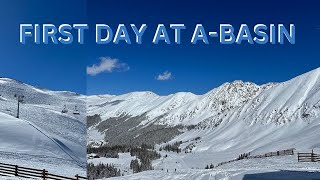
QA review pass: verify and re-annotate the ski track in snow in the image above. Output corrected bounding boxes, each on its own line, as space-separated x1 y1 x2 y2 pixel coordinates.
21 119 85 168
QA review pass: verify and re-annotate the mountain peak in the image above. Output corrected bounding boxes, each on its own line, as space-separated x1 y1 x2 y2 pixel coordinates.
305 67 320 78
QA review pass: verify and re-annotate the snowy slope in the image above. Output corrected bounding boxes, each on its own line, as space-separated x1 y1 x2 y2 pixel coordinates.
0 112 74 158
0 78 86 177
107 154 320 180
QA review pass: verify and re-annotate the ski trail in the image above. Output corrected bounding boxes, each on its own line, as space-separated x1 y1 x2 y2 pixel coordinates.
20 118 85 168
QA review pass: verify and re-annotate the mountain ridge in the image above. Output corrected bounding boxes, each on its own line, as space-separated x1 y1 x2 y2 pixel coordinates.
88 68 320 127
87 68 320 153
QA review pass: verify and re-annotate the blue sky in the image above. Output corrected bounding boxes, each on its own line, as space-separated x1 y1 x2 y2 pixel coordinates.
0 0 87 94
86 0 320 95
0 1 319 95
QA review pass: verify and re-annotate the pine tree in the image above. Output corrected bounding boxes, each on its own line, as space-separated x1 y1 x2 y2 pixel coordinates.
210 163 214 169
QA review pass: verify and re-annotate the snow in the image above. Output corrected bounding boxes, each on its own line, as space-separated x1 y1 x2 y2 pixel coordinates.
88 67 320 179
0 112 71 157
0 78 86 177
87 128 106 146
105 154 320 180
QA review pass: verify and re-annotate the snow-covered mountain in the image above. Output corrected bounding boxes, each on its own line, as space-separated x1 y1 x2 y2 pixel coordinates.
0 78 86 177
88 67 319 130
87 68 320 178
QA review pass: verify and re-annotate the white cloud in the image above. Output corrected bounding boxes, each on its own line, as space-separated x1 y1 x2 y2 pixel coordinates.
156 71 172 81
87 57 129 76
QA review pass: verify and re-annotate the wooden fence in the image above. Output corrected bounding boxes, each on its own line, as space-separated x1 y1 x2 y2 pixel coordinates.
0 162 87 180
214 148 295 168
248 148 294 159
298 150 320 162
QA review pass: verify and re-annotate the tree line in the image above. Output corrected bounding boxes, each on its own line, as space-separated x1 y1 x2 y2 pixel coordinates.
87 143 161 178
87 163 121 179
129 145 161 173
159 141 182 153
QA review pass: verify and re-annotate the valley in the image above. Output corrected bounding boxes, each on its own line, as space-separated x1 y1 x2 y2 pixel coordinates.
87 68 320 179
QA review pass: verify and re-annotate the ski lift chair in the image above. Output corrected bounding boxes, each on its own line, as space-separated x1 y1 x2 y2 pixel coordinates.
73 105 80 115
62 105 68 113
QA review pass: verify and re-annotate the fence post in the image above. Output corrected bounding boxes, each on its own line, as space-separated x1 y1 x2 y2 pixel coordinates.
311 149 315 162
75 174 79 180
277 151 279 156
42 169 46 180
15 165 18 176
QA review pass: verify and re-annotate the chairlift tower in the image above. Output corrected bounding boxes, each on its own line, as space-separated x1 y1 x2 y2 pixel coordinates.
14 94 24 118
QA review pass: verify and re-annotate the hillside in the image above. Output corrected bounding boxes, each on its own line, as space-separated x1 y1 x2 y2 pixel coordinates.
0 78 86 177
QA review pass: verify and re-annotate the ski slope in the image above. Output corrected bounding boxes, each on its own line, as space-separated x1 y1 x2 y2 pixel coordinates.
0 112 74 158
0 78 86 177
106 156 320 180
